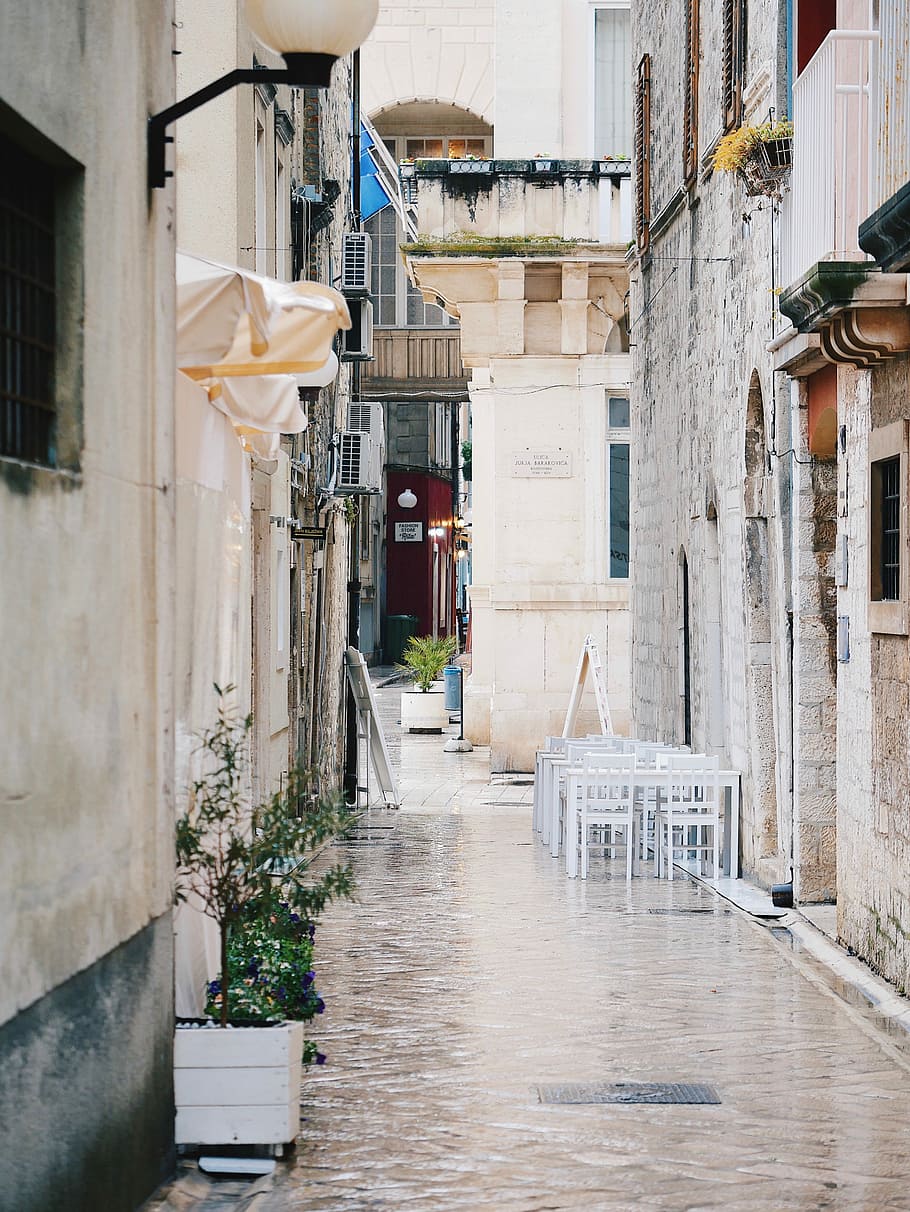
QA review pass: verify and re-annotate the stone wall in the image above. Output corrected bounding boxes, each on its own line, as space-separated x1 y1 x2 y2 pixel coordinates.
290 62 357 797
630 0 805 888
361 0 495 125
0 1 176 1204
839 359 910 991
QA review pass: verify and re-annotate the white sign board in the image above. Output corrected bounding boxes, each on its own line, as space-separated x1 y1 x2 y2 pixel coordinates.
562 634 613 738
511 449 572 478
345 648 401 808
395 522 423 542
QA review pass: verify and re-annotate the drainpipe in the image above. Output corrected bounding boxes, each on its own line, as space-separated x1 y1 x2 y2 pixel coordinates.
343 48 363 806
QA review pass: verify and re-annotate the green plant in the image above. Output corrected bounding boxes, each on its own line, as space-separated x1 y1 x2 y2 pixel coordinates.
461 440 472 482
176 687 354 1027
398 634 457 693
713 117 793 172
205 901 327 1065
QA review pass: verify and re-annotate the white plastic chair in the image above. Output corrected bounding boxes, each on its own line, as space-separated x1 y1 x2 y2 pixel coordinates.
654 754 721 880
551 737 627 857
565 752 636 880
533 737 566 836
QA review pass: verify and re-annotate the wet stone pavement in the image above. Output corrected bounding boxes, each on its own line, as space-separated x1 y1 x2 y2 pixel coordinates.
155 677 910 1211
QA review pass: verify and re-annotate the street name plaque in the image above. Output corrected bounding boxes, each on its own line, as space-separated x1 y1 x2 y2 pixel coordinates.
510 449 572 477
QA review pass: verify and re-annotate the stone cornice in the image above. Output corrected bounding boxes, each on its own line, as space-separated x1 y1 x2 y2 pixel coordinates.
858 179 910 273
775 264 910 372
779 262 876 331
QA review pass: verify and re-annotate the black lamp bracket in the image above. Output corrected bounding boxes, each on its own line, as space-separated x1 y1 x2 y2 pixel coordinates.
148 54 336 189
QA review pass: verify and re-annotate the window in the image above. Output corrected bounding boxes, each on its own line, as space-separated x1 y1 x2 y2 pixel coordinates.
0 127 81 469
722 0 747 132
683 0 700 184
433 402 453 471
255 119 267 275
869 419 909 634
607 395 630 579
594 6 632 158
405 137 487 160
276 157 288 281
880 458 900 599
634 54 651 254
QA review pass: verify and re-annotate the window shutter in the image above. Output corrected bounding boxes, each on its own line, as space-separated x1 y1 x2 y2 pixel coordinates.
635 53 651 254
683 0 700 184
722 0 746 133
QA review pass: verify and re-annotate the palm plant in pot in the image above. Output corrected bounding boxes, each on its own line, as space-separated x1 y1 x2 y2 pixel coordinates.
174 687 354 1149
398 634 457 733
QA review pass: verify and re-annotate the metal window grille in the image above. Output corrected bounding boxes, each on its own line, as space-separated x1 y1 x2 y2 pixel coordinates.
881 456 900 600
0 133 56 465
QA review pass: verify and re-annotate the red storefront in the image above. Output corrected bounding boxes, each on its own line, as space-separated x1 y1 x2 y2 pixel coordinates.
385 469 455 643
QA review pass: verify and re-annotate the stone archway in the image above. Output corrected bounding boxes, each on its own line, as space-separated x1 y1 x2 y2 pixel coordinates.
742 372 784 882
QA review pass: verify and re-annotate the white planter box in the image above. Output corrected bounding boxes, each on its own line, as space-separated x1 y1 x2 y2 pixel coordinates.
400 687 448 733
174 1020 304 1147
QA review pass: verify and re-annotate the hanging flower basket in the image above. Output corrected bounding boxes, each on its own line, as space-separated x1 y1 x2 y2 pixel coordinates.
714 119 793 199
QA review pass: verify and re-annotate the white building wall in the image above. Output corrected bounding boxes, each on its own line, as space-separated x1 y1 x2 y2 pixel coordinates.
0 3 177 1204
363 0 630 160
361 0 495 124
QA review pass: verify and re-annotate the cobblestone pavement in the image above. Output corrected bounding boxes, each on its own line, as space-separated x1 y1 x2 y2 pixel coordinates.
153 679 910 1211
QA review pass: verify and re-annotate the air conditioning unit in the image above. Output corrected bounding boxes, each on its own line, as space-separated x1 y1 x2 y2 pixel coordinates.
336 430 380 494
341 298 373 362
347 402 385 486
347 401 385 449
341 232 372 295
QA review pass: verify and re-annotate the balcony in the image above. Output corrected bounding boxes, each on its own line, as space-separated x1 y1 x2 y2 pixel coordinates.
780 30 879 289
361 329 468 401
403 158 633 247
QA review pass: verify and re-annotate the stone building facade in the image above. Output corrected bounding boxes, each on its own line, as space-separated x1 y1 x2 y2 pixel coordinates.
175 0 357 803
634 0 910 993
630 0 801 892
771 0 910 985
0 5 177 1209
364 0 636 769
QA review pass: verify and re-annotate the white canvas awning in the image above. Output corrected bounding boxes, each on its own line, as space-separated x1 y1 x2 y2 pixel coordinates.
177 252 350 378
208 374 306 434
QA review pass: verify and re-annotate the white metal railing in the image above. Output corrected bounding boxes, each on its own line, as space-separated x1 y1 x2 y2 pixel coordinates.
361 113 418 242
873 0 910 210
780 30 879 288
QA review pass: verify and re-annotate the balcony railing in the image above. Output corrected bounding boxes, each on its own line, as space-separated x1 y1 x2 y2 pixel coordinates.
362 329 467 391
780 30 879 288
404 159 633 247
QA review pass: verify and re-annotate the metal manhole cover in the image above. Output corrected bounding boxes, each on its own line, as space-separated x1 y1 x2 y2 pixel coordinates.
536 1082 721 1105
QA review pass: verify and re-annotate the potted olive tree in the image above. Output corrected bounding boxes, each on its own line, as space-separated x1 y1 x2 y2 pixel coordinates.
398 634 457 733
174 688 353 1150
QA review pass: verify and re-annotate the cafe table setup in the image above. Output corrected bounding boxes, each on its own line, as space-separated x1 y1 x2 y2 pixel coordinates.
533 733 741 883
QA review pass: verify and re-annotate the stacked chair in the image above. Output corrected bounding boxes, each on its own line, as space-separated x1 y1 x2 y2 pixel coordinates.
534 733 734 883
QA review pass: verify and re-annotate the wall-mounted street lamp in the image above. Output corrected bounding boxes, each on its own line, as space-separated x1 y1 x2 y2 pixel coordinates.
397 488 418 509
149 0 378 188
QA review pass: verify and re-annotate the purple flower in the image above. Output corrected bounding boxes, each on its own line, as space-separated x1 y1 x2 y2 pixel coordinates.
315 997 325 1015
315 1052 326 1066
302 970 315 989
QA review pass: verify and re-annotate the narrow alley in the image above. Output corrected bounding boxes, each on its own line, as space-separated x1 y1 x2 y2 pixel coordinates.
156 676 910 1212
